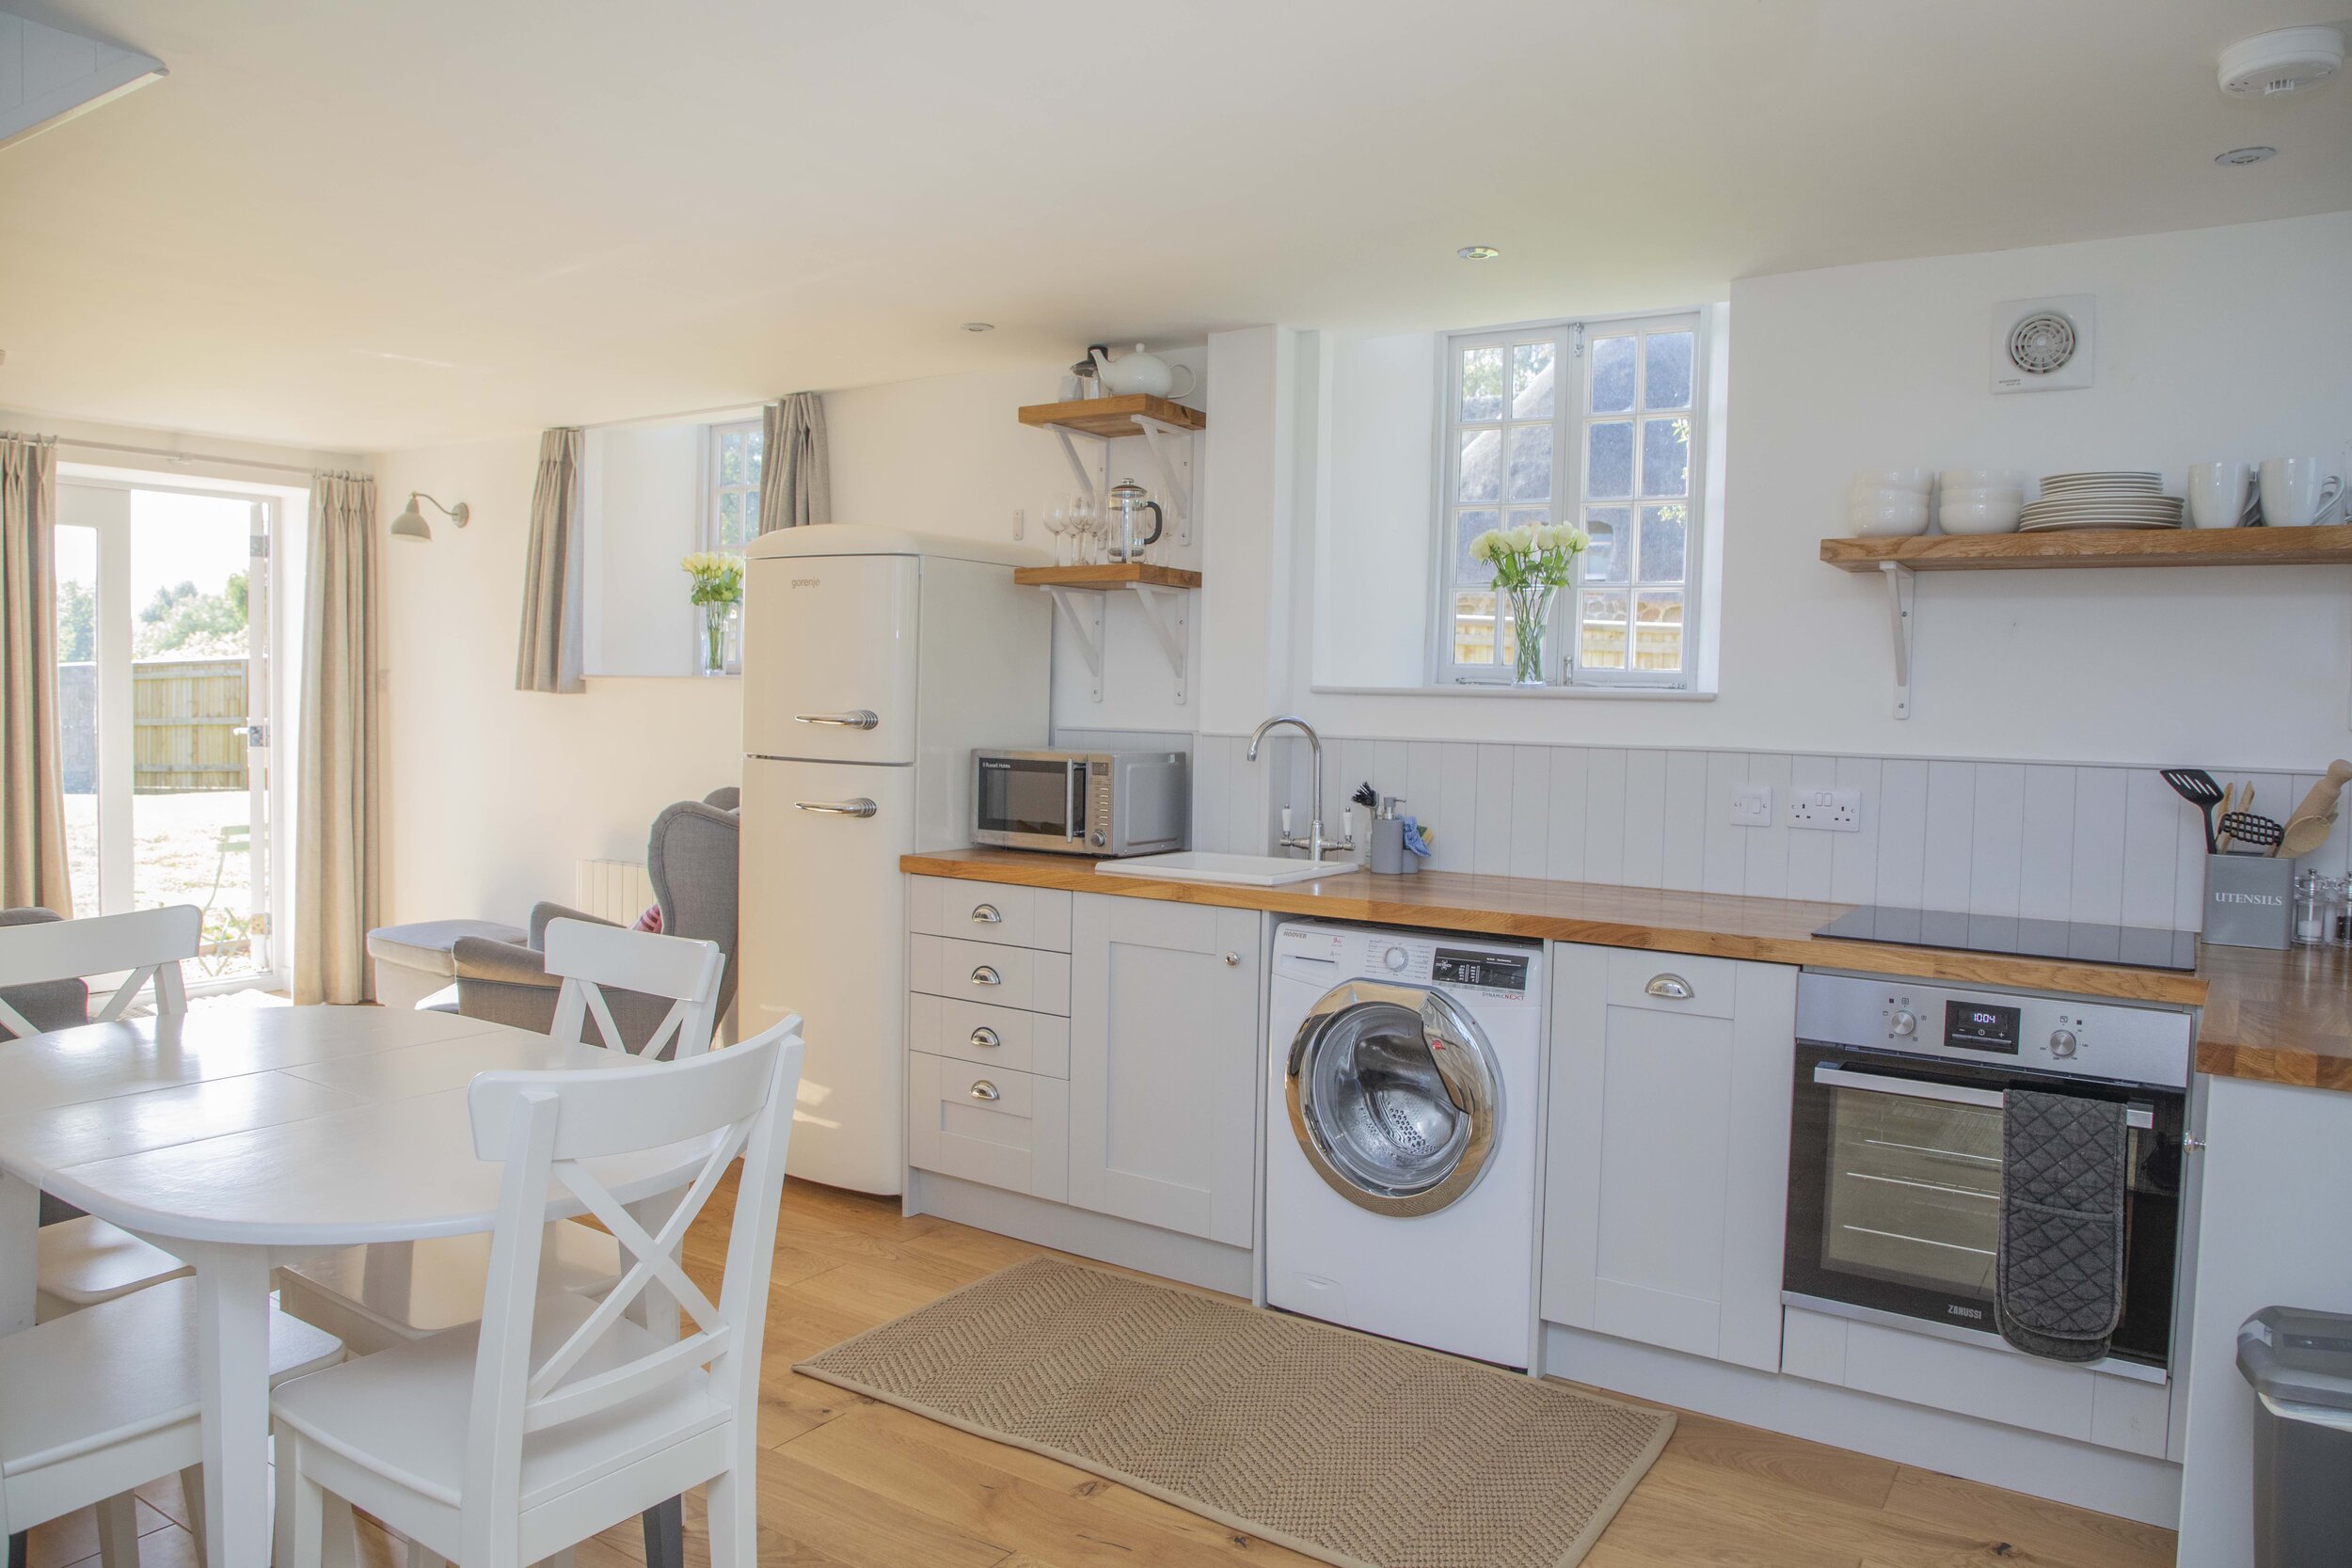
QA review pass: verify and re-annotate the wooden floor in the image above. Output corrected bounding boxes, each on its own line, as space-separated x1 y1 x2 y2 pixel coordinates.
37 1181 2178 1568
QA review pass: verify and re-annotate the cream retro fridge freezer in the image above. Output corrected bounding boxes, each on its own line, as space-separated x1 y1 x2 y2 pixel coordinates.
738 527 1048 1194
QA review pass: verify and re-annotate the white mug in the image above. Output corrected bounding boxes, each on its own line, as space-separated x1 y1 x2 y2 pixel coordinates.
2261 456 2345 528
2185 461 2249 530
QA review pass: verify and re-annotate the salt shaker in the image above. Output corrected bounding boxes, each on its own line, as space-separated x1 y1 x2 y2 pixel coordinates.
2293 869 2328 946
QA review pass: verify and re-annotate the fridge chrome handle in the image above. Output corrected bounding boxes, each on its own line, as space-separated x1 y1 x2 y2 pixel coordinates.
795 710 879 729
1811 1064 2153 1129
793 798 879 817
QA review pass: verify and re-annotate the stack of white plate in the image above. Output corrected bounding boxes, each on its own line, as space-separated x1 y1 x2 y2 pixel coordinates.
2021 472 2183 531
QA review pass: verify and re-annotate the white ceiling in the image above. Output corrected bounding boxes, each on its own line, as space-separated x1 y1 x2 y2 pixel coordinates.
1 0 2345 452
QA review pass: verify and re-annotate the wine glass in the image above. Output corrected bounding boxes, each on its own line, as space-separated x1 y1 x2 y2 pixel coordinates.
1044 502 1068 565
1074 493 1101 562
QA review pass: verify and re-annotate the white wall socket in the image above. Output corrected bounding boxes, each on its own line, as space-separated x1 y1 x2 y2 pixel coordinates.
1731 784 1774 827
1788 788 1863 832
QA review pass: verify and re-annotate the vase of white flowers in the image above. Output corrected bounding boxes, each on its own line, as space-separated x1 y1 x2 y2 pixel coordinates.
1470 523 1589 686
682 551 745 675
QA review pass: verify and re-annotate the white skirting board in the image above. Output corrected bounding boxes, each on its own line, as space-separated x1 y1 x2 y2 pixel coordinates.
906 1171 1253 1298
574 858 654 925
1538 1321 2183 1528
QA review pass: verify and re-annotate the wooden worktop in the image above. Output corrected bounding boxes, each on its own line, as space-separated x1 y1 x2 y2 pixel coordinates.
903 847 2352 1092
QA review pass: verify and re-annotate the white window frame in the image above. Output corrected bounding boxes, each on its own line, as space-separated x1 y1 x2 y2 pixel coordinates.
700 418 762 555
1432 309 1708 689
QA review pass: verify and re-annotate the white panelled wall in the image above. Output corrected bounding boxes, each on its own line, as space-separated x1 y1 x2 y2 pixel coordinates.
1173 733 2348 928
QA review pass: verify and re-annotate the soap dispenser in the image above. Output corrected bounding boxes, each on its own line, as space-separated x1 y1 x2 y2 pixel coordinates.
1371 796 1408 875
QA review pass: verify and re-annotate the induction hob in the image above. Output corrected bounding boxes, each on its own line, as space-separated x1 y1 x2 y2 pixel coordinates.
1812 904 2201 973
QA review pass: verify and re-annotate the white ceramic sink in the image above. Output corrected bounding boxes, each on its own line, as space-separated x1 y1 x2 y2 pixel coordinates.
1092 851 1356 887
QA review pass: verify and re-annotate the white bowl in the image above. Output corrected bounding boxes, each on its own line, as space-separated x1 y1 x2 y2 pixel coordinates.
1939 486 2024 504
1850 499 1931 536
1937 498 2024 534
1851 483 1931 509
1854 467 1933 494
1938 468 2026 493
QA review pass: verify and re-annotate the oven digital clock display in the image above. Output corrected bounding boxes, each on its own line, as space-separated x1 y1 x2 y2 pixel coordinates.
1944 1000 2021 1054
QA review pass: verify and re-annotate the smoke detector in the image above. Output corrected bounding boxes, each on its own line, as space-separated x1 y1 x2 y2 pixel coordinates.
2218 26 2343 98
1991 295 2095 394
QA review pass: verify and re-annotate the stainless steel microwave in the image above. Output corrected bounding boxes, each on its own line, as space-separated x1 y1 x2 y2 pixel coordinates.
971 750 1188 857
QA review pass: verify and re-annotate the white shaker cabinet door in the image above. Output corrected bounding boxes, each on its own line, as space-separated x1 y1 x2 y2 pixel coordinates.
1542 943 1797 1371
1067 895 1263 1247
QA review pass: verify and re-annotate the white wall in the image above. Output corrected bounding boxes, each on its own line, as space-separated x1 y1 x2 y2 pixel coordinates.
1275 211 2352 771
375 433 742 925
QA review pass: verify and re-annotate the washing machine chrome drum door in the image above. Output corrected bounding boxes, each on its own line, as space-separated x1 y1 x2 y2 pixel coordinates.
1286 980 1502 1217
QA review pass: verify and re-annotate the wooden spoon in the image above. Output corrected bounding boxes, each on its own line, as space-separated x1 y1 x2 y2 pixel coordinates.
2272 761 2352 858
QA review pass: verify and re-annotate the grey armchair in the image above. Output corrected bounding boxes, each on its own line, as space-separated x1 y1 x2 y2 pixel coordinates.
450 790 739 1054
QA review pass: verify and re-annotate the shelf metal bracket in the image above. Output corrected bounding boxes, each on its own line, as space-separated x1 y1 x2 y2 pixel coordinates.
1130 582 1190 705
1881 562 1915 721
1130 416 1196 545
1049 428 1109 517
1043 586 1105 703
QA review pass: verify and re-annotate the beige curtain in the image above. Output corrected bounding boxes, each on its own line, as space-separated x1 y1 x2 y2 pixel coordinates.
759 393 831 533
295 471 381 1005
515 428 584 692
0 434 72 915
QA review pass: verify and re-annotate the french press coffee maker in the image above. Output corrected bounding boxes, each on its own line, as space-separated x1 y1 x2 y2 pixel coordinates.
1105 478 1165 563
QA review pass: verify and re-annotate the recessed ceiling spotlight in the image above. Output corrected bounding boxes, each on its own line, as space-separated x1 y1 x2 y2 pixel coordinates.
2215 146 2278 166
961 322 994 332
1456 245 1501 261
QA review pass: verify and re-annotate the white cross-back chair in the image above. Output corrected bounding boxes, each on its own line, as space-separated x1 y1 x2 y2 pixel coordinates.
272 1016 805 1568
0 1279 342 1565
0 907 203 1317
277 926 726 1357
544 919 725 1062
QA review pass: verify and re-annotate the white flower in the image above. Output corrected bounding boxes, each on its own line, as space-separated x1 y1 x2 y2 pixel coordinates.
1469 531 1497 562
1507 525 1537 552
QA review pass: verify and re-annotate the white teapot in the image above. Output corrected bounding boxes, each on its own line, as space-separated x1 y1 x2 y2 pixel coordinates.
1089 342 1196 400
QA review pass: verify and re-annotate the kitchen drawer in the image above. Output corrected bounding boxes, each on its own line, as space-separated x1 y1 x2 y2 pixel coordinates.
1605 949 1740 1021
909 992 1071 1079
907 1051 1068 1202
910 877 1073 952
909 934 1072 1016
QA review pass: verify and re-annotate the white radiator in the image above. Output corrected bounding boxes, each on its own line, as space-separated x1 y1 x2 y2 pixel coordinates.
574 858 655 926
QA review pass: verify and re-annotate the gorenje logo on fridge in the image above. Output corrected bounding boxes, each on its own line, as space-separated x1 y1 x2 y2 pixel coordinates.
790 577 821 588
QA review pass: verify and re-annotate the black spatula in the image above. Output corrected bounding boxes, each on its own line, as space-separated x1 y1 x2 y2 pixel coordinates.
2161 768 2224 853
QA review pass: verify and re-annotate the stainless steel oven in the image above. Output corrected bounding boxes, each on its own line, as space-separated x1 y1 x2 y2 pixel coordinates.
1784 971 2191 1377
970 749 1187 856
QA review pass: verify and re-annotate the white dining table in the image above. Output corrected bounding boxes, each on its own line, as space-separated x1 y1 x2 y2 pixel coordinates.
0 1005 704 1568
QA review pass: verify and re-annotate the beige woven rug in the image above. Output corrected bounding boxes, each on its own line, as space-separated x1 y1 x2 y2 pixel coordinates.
795 1256 1674 1568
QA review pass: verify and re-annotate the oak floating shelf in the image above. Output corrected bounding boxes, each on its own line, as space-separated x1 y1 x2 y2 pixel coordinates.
1821 525 2352 573
1018 395 1204 548
1013 562 1203 590
1824 525 2352 722
1017 395 1207 439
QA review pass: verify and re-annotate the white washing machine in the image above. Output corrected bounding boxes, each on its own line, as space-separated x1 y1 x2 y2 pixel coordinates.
1263 920 1545 1368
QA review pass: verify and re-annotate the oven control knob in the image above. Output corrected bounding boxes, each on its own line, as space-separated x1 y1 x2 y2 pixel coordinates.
1382 944 1409 972
1889 1009 1918 1038
2049 1029 2078 1058
1090 831 1106 847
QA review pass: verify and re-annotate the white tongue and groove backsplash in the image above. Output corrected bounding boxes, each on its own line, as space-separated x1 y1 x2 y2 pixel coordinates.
1077 731 2350 932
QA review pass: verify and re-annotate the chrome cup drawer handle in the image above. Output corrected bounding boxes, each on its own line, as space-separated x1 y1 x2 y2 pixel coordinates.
968 1080 1001 1102
970 904 1003 925
794 710 879 729
970 965 1002 987
968 1026 1001 1049
1645 973 1694 1001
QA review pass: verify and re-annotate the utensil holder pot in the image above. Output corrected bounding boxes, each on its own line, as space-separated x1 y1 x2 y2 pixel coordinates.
2205 855 2294 950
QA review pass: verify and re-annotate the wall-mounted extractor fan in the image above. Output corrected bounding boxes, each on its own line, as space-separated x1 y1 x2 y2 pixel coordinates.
1990 295 2095 394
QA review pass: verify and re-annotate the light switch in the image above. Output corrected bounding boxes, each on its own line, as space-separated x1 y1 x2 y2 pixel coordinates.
1732 784 1774 827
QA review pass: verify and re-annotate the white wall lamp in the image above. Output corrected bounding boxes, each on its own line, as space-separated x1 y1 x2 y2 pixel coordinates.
389 492 469 542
